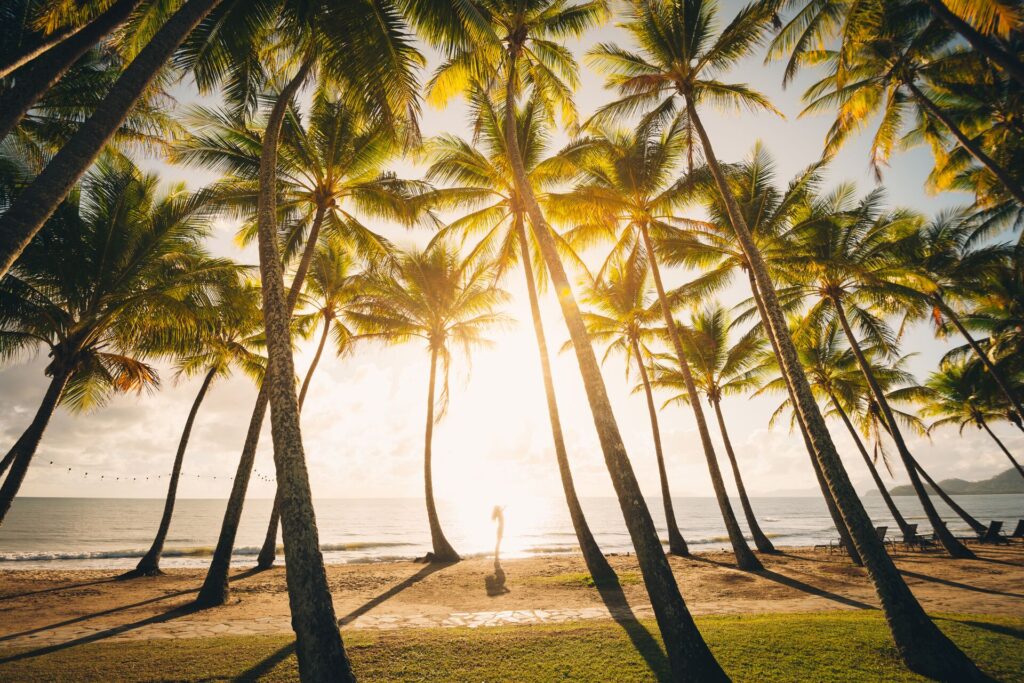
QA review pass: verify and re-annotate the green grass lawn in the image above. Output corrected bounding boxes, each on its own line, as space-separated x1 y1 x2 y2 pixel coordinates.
1 612 1020 682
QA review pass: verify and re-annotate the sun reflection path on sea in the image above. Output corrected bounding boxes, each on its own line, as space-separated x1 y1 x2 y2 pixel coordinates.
440 491 565 560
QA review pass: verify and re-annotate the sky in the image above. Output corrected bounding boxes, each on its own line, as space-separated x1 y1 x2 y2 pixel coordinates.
1 1 1020 505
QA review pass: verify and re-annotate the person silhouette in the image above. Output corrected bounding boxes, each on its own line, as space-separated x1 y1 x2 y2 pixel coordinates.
484 505 509 596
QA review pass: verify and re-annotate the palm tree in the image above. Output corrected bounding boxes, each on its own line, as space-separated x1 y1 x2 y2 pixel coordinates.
125 279 266 577
591 0 984 676
550 119 761 569
792 1 1024 204
0 156 235 525
655 304 777 554
423 91 617 584
577 247 690 557
922 359 1024 479
756 319 914 538
416 1 730 675
782 188 978 557
189 91 418 609
256 239 364 569
350 243 508 562
901 210 1023 429
656 144 863 562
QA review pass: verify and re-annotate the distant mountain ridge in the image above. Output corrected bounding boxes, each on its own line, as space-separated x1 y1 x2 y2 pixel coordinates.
888 468 1024 496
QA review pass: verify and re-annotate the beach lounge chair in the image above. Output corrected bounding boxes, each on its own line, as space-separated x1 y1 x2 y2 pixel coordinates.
977 520 1009 545
1011 519 1024 540
820 525 887 554
892 524 933 551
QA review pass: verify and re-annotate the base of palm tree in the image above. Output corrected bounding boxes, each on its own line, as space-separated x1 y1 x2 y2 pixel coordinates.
414 551 461 564
117 565 165 580
254 558 276 571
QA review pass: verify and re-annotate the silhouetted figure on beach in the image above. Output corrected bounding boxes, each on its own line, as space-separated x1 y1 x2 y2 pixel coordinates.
485 506 509 596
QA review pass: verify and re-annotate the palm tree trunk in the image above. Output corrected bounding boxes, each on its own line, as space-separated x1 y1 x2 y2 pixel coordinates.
638 222 761 570
828 395 913 537
920 0 1024 88
911 456 986 533
514 215 617 585
906 81 1024 205
939 299 1024 431
248 57 353 681
506 53 728 681
423 344 459 562
197 197 328 604
125 366 217 578
0 0 223 281
0 22 82 80
0 369 71 526
979 419 1024 478
256 315 333 570
710 398 776 553
0 445 16 480
832 298 975 559
0 0 144 144
746 271 862 564
630 338 690 556
687 99 983 680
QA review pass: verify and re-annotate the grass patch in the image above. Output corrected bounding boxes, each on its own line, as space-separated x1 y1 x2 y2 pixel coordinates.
530 570 644 588
0 612 1020 682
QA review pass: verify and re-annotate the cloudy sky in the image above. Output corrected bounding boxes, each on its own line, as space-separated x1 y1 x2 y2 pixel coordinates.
2 1 1020 505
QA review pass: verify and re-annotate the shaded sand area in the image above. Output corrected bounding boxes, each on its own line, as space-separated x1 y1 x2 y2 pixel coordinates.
1 545 1021 648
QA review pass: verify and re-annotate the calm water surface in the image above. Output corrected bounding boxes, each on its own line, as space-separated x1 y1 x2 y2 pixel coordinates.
1 494 1021 569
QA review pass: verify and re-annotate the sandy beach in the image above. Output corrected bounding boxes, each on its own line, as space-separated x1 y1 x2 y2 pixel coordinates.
1 545 1021 649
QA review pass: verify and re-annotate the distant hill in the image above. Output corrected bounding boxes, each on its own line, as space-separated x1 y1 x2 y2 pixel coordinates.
888 468 1024 496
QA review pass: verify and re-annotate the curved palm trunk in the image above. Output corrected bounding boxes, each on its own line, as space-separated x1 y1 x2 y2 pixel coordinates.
0 370 71 526
505 56 728 681
197 198 327 605
0 0 144 144
911 457 986 533
0 446 16 480
688 99 983 680
515 216 618 585
939 300 1024 431
979 419 1024 479
638 222 761 570
125 366 217 577
920 0 1024 88
906 82 1024 205
710 398 776 553
248 58 352 681
747 271 862 564
630 339 690 556
0 22 82 80
828 395 913 537
422 344 459 562
0 0 225 280
256 316 333 569
832 300 974 558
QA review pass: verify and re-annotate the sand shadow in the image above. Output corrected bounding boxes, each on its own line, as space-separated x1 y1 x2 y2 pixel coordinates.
754 569 876 610
484 560 510 597
899 569 1024 599
0 602 199 665
0 587 196 643
593 584 671 682
0 577 119 602
233 563 447 681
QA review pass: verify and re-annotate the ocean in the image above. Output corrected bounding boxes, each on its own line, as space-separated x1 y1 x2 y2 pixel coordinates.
1 494 1021 570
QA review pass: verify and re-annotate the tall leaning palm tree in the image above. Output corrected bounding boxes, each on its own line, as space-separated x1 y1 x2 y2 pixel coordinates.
423 91 617 584
591 0 984 677
350 243 507 562
577 247 690 557
125 280 266 578
922 359 1024 479
414 1 731 676
551 119 761 568
658 303 777 554
0 157 235 525
255 239 364 569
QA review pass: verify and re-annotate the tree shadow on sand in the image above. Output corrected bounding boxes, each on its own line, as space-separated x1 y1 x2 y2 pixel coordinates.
233 563 447 681
899 569 1024 599
0 577 117 602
